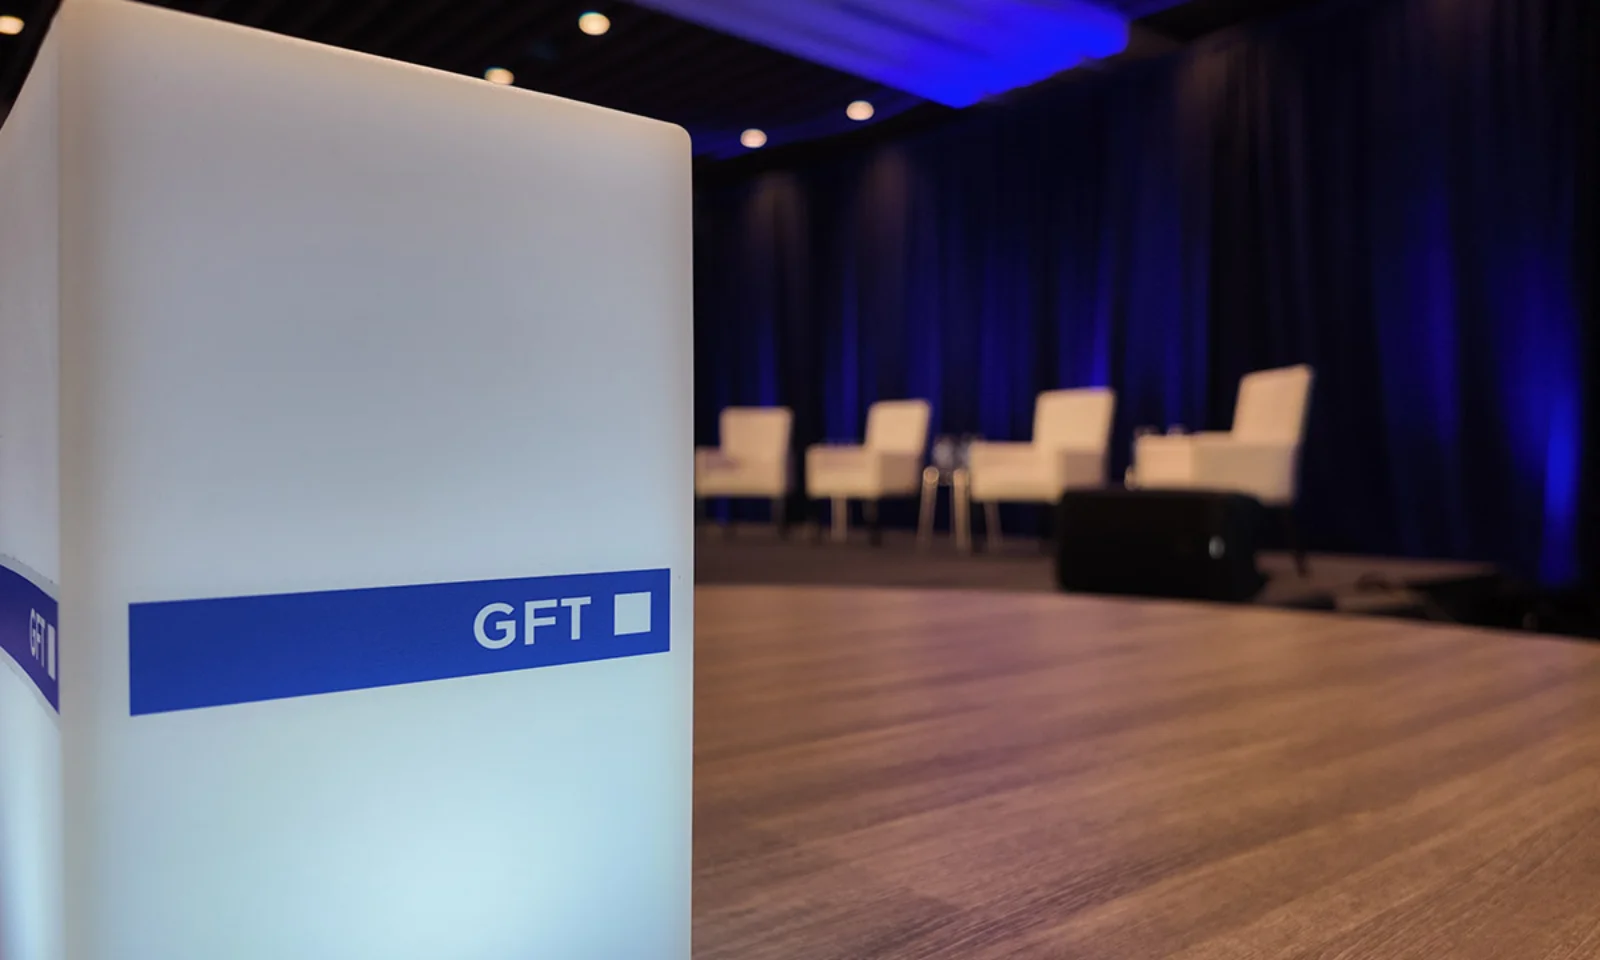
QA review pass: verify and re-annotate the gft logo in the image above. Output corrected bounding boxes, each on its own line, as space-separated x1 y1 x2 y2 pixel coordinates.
473 596 592 649
472 590 654 649
28 608 56 679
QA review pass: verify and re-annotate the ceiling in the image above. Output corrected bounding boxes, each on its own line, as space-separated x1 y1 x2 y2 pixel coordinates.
633 0 1135 108
0 0 1325 159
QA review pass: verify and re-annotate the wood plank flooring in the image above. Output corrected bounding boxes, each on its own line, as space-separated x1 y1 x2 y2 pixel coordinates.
693 586 1600 959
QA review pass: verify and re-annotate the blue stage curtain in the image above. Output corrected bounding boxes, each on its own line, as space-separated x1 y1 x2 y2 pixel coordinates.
694 0 1597 583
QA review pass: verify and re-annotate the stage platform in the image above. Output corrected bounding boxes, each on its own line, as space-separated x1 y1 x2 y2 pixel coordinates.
696 524 1500 619
693 585 1600 959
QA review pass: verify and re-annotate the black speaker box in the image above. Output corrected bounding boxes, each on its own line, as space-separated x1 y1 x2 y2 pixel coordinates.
1055 489 1267 602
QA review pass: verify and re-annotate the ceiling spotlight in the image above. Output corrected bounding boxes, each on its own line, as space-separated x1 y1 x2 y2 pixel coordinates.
484 67 515 85
0 15 24 35
578 11 611 36
740 129 767 150
846 100 875 122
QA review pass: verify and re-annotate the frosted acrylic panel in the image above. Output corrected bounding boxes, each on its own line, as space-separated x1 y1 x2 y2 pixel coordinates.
0 26 61 578
50 2 693 958
0 27 64 960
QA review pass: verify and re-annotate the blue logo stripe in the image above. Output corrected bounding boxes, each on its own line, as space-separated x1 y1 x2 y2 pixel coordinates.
0 560 59 712
128 568 671 716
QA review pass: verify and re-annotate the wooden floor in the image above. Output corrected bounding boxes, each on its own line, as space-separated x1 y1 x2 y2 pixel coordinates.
694 586 1600 959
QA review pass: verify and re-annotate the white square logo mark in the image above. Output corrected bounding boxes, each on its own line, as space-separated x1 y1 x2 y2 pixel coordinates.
613 592 652 637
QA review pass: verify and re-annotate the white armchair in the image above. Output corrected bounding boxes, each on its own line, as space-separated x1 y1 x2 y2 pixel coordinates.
806 399 931 544
1133 364 1314 570
960 388 1116 551
695 406 793 534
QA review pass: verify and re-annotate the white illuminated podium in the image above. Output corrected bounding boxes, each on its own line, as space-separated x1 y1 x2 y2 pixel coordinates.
0 2 692 958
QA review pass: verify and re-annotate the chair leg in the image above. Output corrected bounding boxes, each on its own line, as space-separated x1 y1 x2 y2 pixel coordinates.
1038 502 1054 555
1283 508 1310 577
865 500 882 547
952 469 972 554
984 501 1002 553
918 467 938 548
774 496 789 539
831 497 849 543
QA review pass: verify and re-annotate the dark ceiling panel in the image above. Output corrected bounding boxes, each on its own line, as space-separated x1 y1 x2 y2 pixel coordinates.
0 0 910 155
1138 0 1325 40
0 0 1332 157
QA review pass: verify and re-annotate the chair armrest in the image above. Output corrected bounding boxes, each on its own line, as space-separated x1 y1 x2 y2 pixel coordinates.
873 451 922 494
1191 442 1299 505
695 447 732 470
967 442 1038 473
1053 448 1108 489
1133 433 1197 487
806 444 869 469
805 445 921 497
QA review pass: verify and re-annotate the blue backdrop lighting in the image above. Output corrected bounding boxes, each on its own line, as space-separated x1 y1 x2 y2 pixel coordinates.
639 0 1129 108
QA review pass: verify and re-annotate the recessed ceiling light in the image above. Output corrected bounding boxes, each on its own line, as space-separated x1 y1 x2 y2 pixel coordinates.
578 11 611 36
0 15 24 36
846 100 875 122
740 129 767 149
484 67 515 85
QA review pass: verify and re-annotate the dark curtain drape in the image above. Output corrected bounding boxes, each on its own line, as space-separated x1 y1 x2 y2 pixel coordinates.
694 0 1597 583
